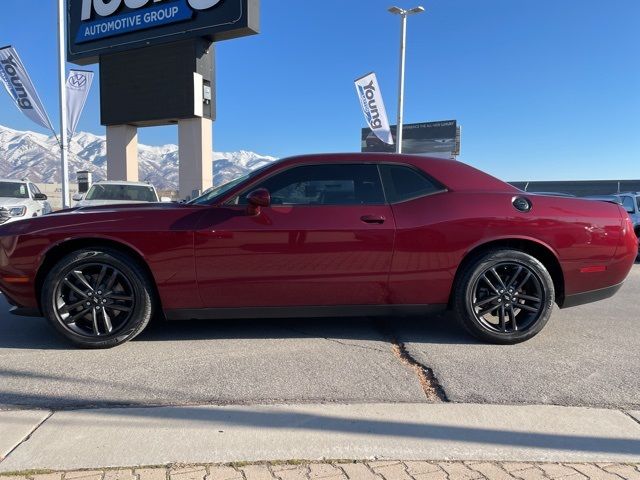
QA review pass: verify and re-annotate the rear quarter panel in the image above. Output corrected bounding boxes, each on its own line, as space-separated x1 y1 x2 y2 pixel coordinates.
388 191 628 304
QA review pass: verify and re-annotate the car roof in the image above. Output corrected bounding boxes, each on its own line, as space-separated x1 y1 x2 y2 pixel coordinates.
270 153 517 193
91 181 153 187
0 178 28 183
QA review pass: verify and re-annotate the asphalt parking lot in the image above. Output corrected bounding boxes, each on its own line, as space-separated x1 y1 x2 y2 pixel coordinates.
0 265 638 411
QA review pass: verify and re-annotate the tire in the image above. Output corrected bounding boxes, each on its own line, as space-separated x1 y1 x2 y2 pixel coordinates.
41 248 155 348
452 249 555 344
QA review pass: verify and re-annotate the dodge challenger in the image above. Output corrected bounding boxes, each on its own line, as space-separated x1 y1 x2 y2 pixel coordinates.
0 154 636 348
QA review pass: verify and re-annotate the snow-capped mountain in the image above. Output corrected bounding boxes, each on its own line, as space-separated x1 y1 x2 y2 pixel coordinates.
0 124 277 189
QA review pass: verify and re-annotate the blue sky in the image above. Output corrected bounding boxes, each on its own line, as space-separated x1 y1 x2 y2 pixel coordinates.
1 0 638 181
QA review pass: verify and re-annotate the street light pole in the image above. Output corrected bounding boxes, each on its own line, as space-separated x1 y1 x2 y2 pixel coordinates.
57 0 70 209
388 6 424 154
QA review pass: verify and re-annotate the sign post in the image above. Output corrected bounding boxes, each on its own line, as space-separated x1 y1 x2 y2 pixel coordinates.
58 0 70 209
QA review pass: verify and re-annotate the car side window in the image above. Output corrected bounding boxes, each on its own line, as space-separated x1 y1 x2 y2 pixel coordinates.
237 164 385 206
621 196 635 213
29 183 42 197
379 164 445 203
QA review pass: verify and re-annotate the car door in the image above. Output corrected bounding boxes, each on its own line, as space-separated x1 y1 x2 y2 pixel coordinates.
379 163 453 306
194 163 396 309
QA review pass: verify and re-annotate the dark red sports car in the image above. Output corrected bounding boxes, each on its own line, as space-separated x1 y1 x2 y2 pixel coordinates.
0 154 636 348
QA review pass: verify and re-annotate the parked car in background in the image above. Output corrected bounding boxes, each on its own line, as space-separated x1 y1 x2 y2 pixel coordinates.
0 154 636 348
0 178 52 224
617 193 640 239
73 181 161 207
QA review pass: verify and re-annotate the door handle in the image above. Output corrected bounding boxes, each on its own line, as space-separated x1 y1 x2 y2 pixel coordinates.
361 214 386 224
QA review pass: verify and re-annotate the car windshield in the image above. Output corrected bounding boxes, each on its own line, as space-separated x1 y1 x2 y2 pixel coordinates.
0 182 29 199
189 161 277 205
85 184 158 202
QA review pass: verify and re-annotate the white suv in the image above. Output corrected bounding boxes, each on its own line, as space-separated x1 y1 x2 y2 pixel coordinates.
73 181 161 207
0 179 52 225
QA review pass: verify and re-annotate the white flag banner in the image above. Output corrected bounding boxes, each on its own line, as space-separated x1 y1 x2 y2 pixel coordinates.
355 72 394 145
0 46 54 132
66 69 94 138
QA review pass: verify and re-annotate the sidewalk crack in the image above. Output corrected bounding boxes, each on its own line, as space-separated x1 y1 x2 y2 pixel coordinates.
0 410 54 464
622 410 640 426
372 319 448 401
390 340 447 402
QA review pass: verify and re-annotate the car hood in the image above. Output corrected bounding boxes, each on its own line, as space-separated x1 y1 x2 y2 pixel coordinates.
66 201 181 213
0 201 194 235
0 197 29 207
75 199 154 207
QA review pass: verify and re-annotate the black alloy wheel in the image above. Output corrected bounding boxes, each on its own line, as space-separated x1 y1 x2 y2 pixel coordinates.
42 248 154 348
470 262 545 334
54 263 135 337
452 249 555 344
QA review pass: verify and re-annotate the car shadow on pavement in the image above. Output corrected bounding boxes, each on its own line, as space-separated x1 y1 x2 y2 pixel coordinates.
0 308 477 351
135 311 479 346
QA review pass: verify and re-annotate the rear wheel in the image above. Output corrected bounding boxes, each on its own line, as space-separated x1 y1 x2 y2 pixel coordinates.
452 249 555 344
41 248 154 348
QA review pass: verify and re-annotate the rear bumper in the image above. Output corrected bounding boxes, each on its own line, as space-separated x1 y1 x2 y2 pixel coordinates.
560 281 623 309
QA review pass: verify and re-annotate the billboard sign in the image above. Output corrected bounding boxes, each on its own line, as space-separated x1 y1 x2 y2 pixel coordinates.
68 0 259 64
361 120 458 156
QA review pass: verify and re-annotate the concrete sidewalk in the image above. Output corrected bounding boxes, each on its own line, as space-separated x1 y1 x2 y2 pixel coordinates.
1 403 640 472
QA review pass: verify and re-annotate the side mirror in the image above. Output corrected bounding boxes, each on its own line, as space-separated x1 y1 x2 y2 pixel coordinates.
246 188 271 215
160 196 172 203
72 193 84 202
34 193 48 201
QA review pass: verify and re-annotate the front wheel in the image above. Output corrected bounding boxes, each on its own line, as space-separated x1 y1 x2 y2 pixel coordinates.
452 249 555 344
41 248 154 348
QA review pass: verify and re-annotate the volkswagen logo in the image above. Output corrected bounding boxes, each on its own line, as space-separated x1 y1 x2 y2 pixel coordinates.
68 73 88 90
